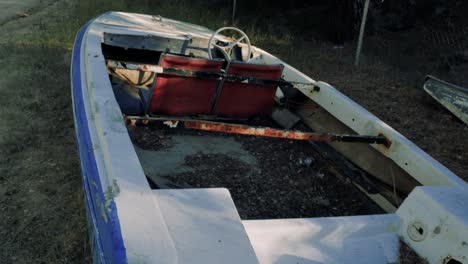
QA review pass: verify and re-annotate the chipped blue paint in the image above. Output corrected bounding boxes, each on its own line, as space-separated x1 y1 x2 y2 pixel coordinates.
71 20 127 264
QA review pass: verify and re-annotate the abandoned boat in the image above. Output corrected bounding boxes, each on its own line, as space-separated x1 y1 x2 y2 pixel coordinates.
71 12 468 264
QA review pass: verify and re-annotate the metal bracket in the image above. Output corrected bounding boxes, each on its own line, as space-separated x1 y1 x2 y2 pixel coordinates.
107 60 320 92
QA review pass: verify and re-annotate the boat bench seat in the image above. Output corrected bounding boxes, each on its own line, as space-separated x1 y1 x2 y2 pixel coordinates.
152 188 259 263
242 215 400 264
148 55 224 116
214 61 284 118
148 54 284 118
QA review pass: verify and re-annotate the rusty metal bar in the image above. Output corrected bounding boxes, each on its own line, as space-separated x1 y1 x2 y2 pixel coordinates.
107 60 320 92
125 116 389 145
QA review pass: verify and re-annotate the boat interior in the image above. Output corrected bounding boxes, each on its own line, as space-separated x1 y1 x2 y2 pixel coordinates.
102 26 415 219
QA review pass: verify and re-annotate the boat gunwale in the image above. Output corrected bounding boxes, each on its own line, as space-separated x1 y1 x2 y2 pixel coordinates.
71 17 126 264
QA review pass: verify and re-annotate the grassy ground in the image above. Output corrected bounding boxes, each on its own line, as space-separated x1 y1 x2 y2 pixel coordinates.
0 0 466 263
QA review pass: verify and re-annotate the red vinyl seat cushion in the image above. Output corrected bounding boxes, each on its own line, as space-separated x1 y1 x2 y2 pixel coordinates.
149 55 223 116
214 62 284 118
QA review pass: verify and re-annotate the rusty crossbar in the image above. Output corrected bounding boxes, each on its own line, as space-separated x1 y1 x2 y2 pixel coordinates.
107 60 320 91
125 116 389 145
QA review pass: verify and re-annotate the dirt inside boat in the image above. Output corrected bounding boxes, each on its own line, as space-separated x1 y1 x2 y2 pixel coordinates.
103 43 389 219
127 121 384 219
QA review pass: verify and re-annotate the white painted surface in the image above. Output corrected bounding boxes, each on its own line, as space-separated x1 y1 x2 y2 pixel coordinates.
397 186 468 264
95 12 215 40
243 215 400 264
154 188 259 263
83 20 179 263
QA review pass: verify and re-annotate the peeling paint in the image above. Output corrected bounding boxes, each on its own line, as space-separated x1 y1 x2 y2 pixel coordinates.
98 199 109 223
104 179 120 214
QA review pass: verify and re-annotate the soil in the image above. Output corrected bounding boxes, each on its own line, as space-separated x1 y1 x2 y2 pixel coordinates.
400 242 429 264
142 127 386 219
128 125 174 151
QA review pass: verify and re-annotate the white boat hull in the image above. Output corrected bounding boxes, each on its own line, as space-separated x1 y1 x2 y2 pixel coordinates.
71 12 468 264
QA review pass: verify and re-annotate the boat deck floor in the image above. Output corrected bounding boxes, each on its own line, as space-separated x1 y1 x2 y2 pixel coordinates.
127 119 383 220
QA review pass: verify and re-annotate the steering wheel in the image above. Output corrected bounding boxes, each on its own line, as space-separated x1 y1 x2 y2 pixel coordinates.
208 27 252 61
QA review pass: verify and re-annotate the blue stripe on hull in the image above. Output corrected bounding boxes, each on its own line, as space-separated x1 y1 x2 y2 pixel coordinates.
71 21 127 264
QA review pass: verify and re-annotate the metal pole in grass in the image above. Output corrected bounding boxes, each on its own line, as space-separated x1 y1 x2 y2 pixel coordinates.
355 0 370 66
232 0 237 25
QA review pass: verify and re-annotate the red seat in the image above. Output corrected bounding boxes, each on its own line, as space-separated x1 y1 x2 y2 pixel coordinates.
214 62 284 118
149 55 223 116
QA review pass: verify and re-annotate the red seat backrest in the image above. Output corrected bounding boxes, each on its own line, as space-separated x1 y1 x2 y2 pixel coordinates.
214 62 284 118
149 55 223 116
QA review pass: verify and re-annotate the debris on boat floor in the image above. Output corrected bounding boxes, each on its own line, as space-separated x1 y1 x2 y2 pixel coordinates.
127 125 173 151
128 123 384 220
400 241 428 264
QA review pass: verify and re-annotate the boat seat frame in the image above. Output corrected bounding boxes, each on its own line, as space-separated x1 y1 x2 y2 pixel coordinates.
145 53 285 118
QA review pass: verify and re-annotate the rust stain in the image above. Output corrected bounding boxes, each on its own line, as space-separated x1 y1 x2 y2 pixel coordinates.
378 133 392 148
123 116 387 144
183 121 334 142
129 119 137 127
